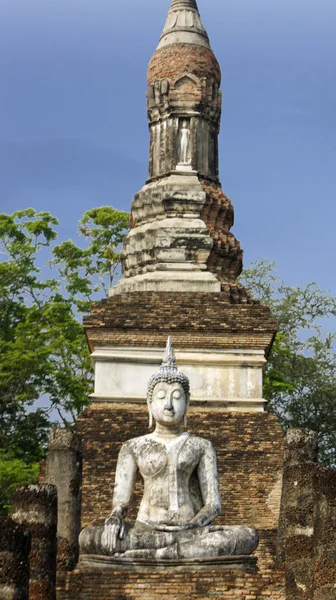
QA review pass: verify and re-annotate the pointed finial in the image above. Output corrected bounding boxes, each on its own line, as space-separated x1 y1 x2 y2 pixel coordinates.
161 336 177 371
169 0 199 10
157 0 210 50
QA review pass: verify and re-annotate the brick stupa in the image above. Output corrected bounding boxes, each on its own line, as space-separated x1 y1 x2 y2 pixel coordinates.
62 1 286 597
84 0 278 413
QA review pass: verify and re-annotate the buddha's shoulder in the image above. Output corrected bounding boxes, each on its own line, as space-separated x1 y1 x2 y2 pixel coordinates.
188 434 215 451
119 434 157 453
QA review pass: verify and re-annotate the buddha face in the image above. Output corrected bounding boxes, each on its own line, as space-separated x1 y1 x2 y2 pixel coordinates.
150 381 187 428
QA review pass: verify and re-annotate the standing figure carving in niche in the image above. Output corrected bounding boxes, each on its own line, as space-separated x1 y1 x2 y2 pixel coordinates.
79 338 259 561
179 120 191 165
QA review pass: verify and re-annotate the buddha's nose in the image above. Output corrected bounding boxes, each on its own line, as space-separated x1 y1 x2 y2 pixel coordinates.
164 393 174 411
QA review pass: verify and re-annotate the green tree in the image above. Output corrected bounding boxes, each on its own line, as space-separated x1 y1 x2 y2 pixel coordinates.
48 206 129 418
51 206 129 312
0 206 129 512
240 259 336 465
0 452 39 514
0 209 59 460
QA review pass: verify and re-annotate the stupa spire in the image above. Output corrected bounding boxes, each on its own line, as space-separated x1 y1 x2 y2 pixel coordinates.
111 0 244 296
158 0 210 50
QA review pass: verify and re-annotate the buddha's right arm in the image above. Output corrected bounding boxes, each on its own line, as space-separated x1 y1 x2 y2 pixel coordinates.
103 444 138 552
110 442 138 517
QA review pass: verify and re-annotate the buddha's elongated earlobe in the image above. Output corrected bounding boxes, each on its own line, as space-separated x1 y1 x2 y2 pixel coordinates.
184 400 189 429
148 406 153 429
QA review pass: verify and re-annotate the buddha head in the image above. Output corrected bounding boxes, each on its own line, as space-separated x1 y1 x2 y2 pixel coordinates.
147 337 190 429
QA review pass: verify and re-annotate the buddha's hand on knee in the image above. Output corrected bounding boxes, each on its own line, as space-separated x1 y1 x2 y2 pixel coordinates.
102 510 125 553
186 513 214 529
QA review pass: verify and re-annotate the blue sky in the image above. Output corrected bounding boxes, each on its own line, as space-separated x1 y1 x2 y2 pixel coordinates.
1 0 336 293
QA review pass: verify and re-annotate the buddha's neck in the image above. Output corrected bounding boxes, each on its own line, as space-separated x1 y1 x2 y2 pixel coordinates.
154 423 183 438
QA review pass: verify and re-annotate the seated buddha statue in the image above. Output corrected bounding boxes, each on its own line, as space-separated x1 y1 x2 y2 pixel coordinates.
79 338 259 561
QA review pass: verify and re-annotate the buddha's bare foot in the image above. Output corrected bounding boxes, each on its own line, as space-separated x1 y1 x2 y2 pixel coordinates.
156 544 179 560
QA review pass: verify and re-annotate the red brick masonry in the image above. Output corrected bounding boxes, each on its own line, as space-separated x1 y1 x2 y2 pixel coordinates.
84 292 277 356
57 406 286 599
147 43 221 85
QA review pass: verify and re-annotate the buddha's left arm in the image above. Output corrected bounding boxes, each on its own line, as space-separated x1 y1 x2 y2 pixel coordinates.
189 440 221 528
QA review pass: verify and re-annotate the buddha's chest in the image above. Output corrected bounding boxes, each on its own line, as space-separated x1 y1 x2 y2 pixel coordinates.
135 436 201 480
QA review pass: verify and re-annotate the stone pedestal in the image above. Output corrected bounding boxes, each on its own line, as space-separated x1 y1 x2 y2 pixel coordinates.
79 554 258 571
58 556 286 600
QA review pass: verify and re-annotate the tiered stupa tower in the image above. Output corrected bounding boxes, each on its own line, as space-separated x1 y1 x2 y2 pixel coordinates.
57 2 287 598
84 0 277 412
112 0 243 294
12 4 335 600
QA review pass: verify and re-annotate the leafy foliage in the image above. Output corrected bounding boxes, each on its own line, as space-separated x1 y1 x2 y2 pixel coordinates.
0 451 39 515
0 206 129 508
240 259 336 465
51 206 129 311
1 205 335 508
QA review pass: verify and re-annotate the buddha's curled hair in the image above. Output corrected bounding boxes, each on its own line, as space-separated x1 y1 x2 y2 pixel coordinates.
147 337 190 402
148 368 190 402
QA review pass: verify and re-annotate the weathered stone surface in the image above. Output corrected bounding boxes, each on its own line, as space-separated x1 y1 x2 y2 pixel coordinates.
285 429 318 466
313 468 336 595
0 517 30 600
90 346 267 412
157 0 211 50
46 428 82 572
281 431 317 599
112 0 246 293
11 485 57 600
112 174 221 294
200 180 244 282
279 429 336 600
78 553 258 571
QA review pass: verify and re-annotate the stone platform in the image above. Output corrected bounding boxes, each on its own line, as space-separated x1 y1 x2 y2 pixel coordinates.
58 559 285 600
78 554 258 572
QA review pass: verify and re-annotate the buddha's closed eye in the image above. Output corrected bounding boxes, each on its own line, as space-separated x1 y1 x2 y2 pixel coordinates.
156 389 182 400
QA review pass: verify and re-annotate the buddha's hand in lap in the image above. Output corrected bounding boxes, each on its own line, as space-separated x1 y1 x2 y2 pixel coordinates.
101 509 125 554
148 517 208 532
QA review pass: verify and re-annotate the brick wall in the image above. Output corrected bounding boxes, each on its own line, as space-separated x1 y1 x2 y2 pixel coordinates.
56 396 287 598
313 468 336 599
281 430 336 600
76 405 284 534
83 292 277 355
200 181 244 282
60 564 286 600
